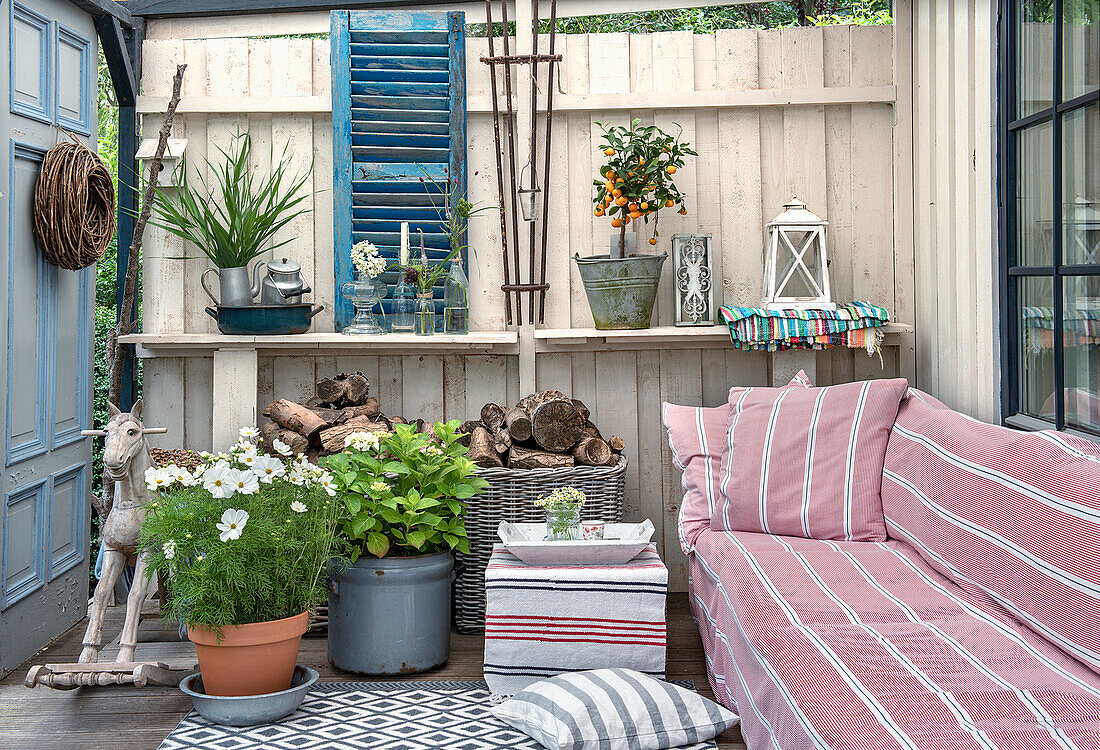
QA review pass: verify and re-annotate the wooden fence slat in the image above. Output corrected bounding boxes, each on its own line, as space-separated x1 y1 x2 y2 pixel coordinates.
402 355 444 422
658 349 701 591
566 33 593 327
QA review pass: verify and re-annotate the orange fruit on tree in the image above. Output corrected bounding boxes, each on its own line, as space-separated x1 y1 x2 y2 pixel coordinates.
640 202 649 210
611 217 622 228
665 199 675 207
630 210 641 219
615 196 628 206
649 237 657 245
595 208 604 217
605 180 615 191
612 188 623 198
666 165 677 174
628 202 639 211
679 207 687 215
604 148 616 156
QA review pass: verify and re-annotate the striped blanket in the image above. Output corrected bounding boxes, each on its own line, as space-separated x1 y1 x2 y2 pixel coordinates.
482 544 668 697
719 302 889 353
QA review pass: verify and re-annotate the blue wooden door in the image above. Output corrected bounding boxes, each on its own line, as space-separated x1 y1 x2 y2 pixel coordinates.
331 9 467 329
0 0 95 674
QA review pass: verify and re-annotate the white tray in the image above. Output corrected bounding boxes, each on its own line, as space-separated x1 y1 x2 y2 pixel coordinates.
496 519 655 565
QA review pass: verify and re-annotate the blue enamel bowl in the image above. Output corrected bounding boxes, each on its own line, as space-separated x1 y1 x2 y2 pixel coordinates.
179 665 319 726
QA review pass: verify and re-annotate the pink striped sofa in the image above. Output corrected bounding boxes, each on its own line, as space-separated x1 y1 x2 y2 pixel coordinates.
666 385 1100 750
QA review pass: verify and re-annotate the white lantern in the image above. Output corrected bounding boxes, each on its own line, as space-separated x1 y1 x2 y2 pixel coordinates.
762 198 835 311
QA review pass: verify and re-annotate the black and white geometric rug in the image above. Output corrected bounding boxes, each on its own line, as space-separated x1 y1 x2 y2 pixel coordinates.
157 679 720 749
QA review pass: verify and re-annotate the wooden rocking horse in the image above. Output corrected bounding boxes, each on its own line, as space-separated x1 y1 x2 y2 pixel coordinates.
25 400 186 689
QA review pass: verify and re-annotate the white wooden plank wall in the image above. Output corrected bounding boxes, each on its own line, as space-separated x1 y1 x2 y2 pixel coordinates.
138 27 904 591
910 1 999 423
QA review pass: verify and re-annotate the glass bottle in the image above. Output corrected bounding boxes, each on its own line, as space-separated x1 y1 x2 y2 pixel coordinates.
443 256 469 335
414 292 436 336
390 273 416 333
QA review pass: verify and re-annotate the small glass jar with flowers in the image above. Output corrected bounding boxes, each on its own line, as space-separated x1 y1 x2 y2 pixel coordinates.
535 486 586 541
341 239 389 335
138 427 345 697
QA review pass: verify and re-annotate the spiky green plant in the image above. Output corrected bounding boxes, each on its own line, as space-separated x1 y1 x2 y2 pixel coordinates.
150 131 313 269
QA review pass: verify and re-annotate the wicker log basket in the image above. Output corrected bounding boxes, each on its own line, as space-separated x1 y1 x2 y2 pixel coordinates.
454 456 627 633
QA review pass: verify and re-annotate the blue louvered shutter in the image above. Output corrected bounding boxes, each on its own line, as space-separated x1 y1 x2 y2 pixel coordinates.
331 10 467 330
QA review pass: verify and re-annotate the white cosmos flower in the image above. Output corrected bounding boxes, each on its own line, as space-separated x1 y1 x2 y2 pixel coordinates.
237 447 259 468
288 467 307 487
163 539 177 560
145 466 172 492
239 426 260 440
170 465 195 486
272 438 293 457
217 508 249 542
252 455 286 484
227 468 259 495
290 500 308 514
203 466 234 499
318 472 337 496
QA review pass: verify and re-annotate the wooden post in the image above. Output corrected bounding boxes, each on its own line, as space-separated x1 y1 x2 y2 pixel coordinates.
212 347 259 452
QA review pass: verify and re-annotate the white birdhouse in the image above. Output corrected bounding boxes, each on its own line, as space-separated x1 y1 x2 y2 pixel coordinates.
135 138 188 187
762 198 835 311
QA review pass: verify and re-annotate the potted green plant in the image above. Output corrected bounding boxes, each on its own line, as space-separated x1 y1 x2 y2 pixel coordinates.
139 430 343 698
321 421 488 674
576 118 696 329
151 131 313 307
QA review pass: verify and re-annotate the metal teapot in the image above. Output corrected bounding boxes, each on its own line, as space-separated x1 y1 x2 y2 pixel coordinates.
201 261 267 307
260 258 311 305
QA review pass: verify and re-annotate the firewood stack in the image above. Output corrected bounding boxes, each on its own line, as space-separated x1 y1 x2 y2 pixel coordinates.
259 372 417 460
462 390 624 469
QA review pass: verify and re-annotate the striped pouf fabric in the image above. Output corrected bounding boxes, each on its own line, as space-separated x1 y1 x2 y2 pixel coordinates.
482 544 668 697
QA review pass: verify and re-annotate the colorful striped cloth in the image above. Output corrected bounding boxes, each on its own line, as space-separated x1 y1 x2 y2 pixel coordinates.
482 544 668 697
1022 306 1100 352
719 302 889 353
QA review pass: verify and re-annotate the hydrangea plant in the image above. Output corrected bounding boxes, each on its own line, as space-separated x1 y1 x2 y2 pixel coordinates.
321 421 489 559
138 427 345 632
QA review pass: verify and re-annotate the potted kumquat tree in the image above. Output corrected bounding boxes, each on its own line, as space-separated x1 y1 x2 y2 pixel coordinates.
574 118 695 329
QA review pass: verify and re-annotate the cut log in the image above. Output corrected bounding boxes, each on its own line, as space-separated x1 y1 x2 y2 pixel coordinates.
343 373 370 405
267 399 327 439
315 377 349 406
509 445 575 469
481 402 506 431
571 399 591 423
516 390 570 414
582 422 603 441
342 398 379 420
260 421 309 456
319 416 390 454
491 426 512 454
525 399 585 453
467 426 504 467
305 396 325 408
504 406 532 442
301 405 346 427
607 435 626 453
571 436 613 466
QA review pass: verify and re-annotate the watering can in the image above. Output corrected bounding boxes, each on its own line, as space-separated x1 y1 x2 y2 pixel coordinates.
201 261 267 307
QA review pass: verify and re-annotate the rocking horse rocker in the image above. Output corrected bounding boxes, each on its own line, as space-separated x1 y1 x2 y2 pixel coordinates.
25 401 186 689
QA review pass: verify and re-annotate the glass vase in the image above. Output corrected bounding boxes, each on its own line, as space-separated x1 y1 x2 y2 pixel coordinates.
414 293 436 336
341 277 387 335
443 257 469 335
390 277 416 333
545 507 581 541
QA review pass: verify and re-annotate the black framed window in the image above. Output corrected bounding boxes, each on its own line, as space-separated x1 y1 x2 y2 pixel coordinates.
1000 0 1099 433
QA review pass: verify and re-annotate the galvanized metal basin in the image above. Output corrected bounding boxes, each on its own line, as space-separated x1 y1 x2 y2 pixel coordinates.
574 253 667 330
180 665 318 726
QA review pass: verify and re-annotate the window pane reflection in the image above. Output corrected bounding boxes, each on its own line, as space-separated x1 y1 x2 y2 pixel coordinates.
1018 0 1055 118
1063 103 1100 266
1064 276 1100 431
1063 1 1099 102
1018 121 1055 266
1020 276 1055 419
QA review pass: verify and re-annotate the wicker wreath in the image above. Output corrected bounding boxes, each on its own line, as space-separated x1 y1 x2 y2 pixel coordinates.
32 136 115 271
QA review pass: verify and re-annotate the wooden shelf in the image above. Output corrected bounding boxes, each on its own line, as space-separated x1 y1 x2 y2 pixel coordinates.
534 323 914 352
119 331 519 357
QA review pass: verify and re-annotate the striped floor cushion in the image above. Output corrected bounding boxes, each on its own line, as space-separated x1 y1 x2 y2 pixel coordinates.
716 378 908 541
883 395 1100 677
688 529 1100 750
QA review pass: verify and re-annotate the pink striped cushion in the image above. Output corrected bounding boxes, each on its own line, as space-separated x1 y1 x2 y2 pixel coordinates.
717 378 908 541
883 395 1100 677
664 372 813 553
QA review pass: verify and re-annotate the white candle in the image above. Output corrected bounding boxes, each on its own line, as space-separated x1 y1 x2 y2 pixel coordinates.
400 222 409 267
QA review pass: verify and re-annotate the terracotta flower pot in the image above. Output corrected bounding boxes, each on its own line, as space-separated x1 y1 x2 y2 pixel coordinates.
187 611 309 697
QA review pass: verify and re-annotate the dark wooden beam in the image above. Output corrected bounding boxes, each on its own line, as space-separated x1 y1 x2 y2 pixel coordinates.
95 16 137 107
68 0 133 26
120 0 443 19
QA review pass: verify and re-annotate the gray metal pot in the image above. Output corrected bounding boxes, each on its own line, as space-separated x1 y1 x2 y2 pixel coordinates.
574 252 667 330
327 551 452 675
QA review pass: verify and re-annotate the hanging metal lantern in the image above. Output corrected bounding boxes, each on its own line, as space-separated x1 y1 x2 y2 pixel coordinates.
762 198 835 311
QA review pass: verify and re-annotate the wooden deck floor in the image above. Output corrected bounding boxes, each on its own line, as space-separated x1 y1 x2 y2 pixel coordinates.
0 593 746 749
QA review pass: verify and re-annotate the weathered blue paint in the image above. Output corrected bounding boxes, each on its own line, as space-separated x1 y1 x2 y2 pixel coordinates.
7 140 51 467
331 9 354 330
50 265 92 450
47 463 86 580
333 9 467 331
1 478 48 610
9 2 53 125
54 23 93 134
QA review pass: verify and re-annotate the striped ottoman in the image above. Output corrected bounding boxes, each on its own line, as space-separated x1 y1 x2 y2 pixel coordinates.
482 543 668 696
